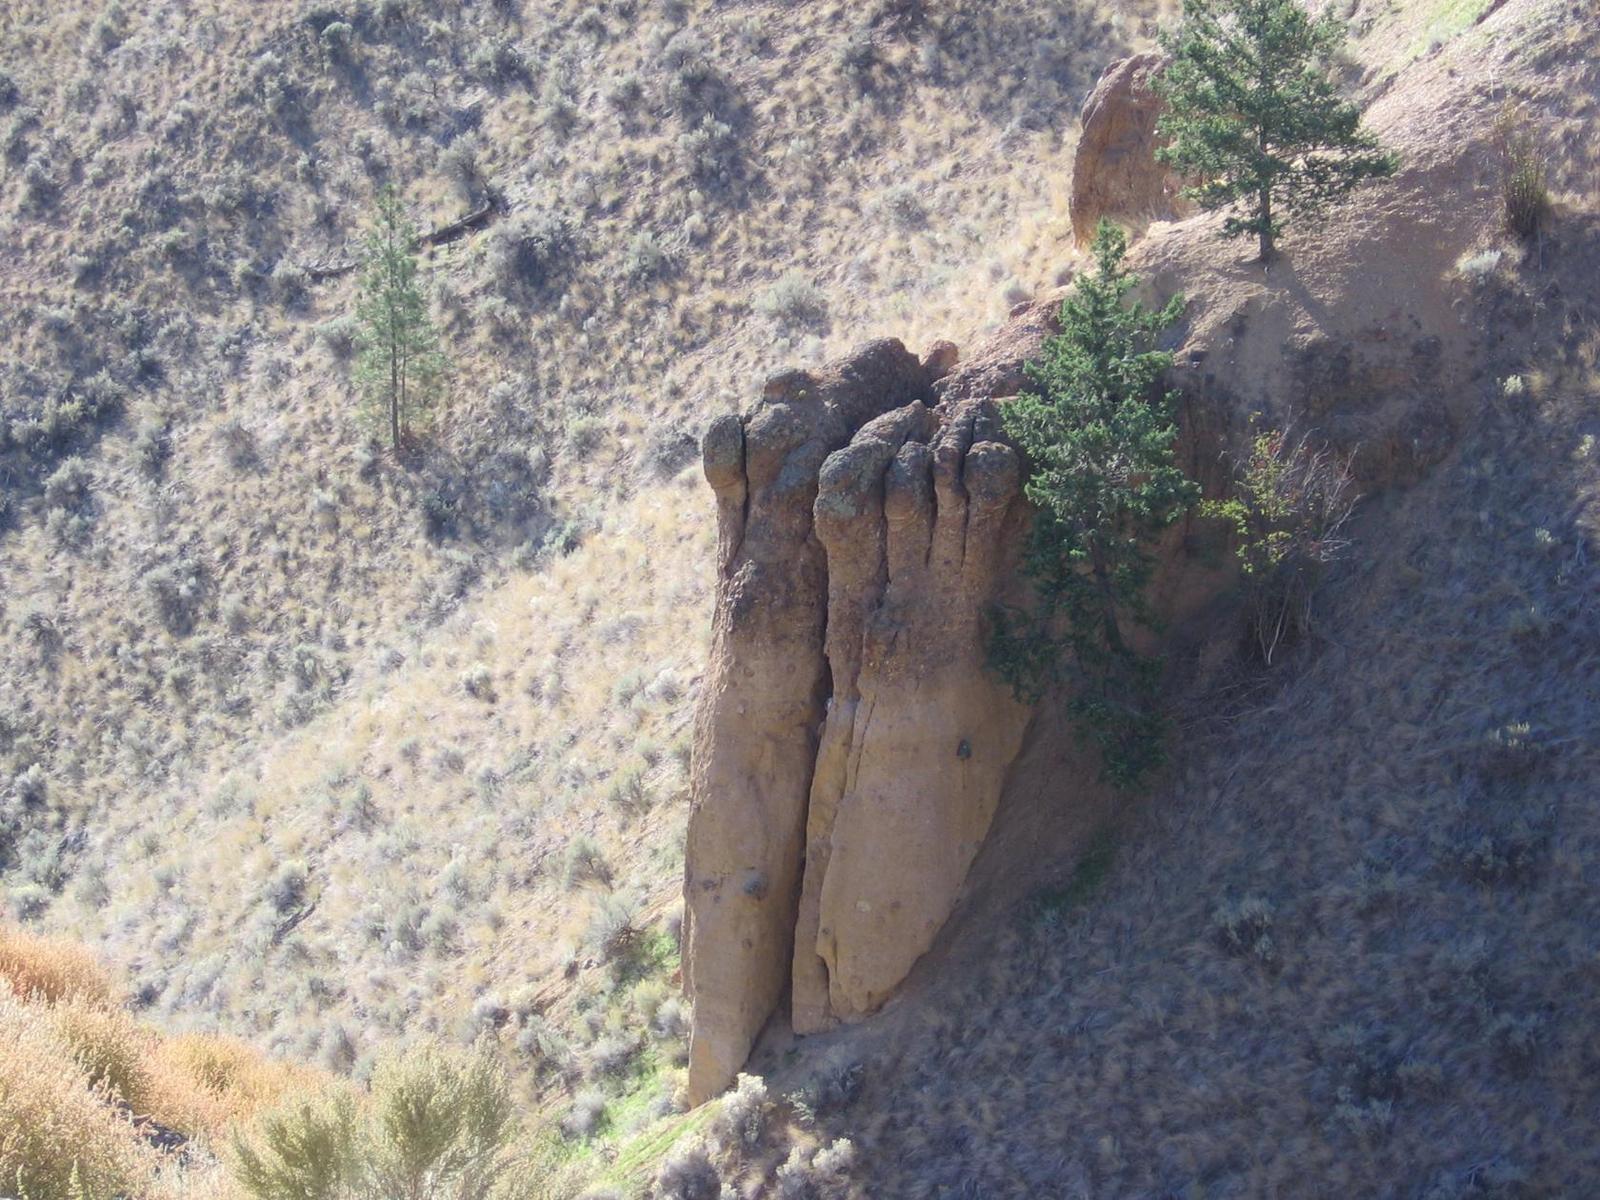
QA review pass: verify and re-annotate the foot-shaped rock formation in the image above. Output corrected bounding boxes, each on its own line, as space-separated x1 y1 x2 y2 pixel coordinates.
683 340 932 1105
792 396 1033 1031
684 306 1058 1103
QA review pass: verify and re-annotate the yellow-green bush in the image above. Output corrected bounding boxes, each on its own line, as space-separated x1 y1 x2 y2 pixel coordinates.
232 1043 517 1200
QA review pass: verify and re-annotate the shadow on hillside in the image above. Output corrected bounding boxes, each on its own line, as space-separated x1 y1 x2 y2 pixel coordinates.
781 223 1600 1198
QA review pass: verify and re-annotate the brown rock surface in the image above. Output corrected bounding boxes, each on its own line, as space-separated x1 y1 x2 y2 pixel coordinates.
792 394 1034 1030
683 339 931 1105
684 302 1061 1081
1068 52 1190 246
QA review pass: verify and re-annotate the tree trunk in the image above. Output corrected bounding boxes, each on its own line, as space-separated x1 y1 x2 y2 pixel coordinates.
389 341 400 453
1258 186 1274 262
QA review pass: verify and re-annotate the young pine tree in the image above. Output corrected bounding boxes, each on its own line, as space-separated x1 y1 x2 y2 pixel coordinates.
990 221 1198 788
355 188 446 452
1155 0 1398 261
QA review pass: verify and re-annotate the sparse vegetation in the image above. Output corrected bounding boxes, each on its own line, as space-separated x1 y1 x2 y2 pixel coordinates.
1493 101 1549 240
1202 427 1359 662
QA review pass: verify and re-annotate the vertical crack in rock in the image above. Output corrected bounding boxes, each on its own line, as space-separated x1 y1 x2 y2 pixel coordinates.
802 396 1032 1027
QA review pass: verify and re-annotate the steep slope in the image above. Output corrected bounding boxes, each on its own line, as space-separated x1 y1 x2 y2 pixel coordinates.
0 0 1167 1121
693 1 1600 1194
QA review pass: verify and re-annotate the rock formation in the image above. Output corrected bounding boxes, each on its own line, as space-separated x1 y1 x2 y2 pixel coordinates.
793 395 1033 1031
682 340 934 1105
1069 52 1190 245
684 307 1058 1103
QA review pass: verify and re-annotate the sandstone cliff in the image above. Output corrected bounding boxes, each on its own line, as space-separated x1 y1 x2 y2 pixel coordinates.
1068 52 1191 245
682 307 1059 1103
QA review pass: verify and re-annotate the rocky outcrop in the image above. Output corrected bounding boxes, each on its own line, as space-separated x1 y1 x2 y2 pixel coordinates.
793 395 1033 1031
683 340 934 1105
684 308 1057 1102
1069 53 1190 245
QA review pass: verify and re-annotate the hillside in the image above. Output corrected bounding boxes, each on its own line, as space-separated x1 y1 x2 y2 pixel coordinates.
3 0 1599 1196
1 0 1153 1089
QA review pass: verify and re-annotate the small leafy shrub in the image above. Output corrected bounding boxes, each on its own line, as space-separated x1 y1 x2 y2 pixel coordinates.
564 837 612 889
709 1072 769 1156
584 892 640 964
835 28 877 83
1453 816 1546 887
787 1060 863 1122
266 859 310 914
586 1032 639 1079
562 1086 606 1139
651 1141 721 1200
219 418 259 469
315 315 361 359
607 768 649 818
320 21 356 64
460 663 496 702
625 230 676 280
1455 247 1502 280
1478 721 1545 782
775 1138 857 1199
1212 895 1276 965
756 272 827 329
143 557 207 635
488 211 577 295
132 417 171 478
440 136 485 200
676 116 738 187
42 456 94 512
1494 102 1549 240
1201 427 1357 664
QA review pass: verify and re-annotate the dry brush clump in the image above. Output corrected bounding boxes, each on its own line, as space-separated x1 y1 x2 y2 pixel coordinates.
0 923 315 1199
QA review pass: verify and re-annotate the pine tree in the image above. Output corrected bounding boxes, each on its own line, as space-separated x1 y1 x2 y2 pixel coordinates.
990 221 1198 788
1155 0 1397 261
355 188 446 452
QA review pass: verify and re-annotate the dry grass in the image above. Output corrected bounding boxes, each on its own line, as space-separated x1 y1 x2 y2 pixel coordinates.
0 922 325 1198
0 5 1159 1133
0 984 160 1199
0 924 116 1006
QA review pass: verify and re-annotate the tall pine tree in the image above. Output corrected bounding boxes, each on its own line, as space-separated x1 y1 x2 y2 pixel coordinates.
355 187 446 452
1155 0 1397 261
990 221 1198 788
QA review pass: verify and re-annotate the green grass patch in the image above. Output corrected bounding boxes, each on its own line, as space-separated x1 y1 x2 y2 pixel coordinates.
1406 0 1494 60
614 926 680 988
598 1100 716 1191
1028 831 1117 928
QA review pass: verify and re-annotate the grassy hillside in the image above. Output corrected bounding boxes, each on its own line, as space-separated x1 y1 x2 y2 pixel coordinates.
0 0 1169 1188
3 0 1598 1195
